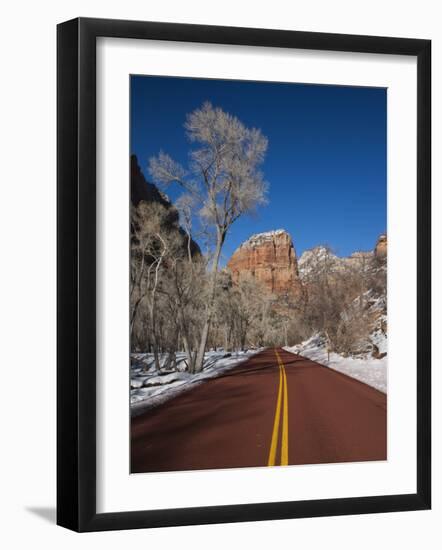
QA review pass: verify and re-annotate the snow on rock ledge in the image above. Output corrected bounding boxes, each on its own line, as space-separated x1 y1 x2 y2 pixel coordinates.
238 229 289 248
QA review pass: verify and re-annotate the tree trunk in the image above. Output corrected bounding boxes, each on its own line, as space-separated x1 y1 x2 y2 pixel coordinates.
130 296 141 338
148 296 161 371
194 231 225 372
178 308 196 373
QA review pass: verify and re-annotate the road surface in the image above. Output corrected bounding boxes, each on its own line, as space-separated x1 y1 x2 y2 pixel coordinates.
131 348 386 473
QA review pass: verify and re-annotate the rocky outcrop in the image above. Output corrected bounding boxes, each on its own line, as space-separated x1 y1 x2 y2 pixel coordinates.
131 154 200 256
298 246 339 280
375 234 387 262
298 235 387 281
227 229 303 300
131 154 172 209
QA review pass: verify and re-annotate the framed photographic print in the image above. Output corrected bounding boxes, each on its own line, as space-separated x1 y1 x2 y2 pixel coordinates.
57 17 431 532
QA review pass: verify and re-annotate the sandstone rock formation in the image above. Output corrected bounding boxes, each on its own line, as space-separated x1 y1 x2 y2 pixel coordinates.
375 234 387 262
227 229 303 300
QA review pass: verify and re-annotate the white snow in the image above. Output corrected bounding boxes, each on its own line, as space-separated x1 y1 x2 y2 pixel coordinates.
298 246 375 279
297 246 338 278
130 349 262 416
284 333 387 393
371 327 387 355
239 229 288 248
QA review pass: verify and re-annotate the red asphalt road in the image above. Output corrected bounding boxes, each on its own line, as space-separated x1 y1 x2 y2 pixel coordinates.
131 348 386 473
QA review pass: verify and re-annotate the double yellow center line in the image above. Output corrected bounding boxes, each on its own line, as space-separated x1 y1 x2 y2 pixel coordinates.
267 349 289 466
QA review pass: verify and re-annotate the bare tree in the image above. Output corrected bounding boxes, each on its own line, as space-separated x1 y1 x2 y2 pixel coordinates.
161 236 207 373
131 202 173 370
298 243 386 355
131 202 164 338
149 102 268 371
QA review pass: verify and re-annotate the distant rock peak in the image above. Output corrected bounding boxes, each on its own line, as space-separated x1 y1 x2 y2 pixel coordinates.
298 235 387 280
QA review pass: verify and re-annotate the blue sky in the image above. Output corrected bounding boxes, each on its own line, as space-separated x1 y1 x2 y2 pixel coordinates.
131 75 386 262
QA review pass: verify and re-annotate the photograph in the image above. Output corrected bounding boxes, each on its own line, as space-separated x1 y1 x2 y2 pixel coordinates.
0 0 434 540
129 75 388 473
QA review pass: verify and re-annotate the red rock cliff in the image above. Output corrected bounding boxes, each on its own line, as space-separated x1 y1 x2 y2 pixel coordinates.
227 229 303 300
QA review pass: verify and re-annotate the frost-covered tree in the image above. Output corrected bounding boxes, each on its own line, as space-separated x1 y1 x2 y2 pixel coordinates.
149 102 268 371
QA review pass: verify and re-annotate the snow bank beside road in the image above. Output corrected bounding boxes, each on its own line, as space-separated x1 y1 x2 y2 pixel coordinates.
284 334 387 394
130 349 262 416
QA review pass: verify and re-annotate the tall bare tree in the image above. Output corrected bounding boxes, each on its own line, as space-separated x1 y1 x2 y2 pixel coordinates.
149 102 268 371
130 202 171 370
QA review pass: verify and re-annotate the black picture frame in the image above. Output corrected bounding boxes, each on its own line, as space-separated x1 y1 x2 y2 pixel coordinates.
57 17 431 532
